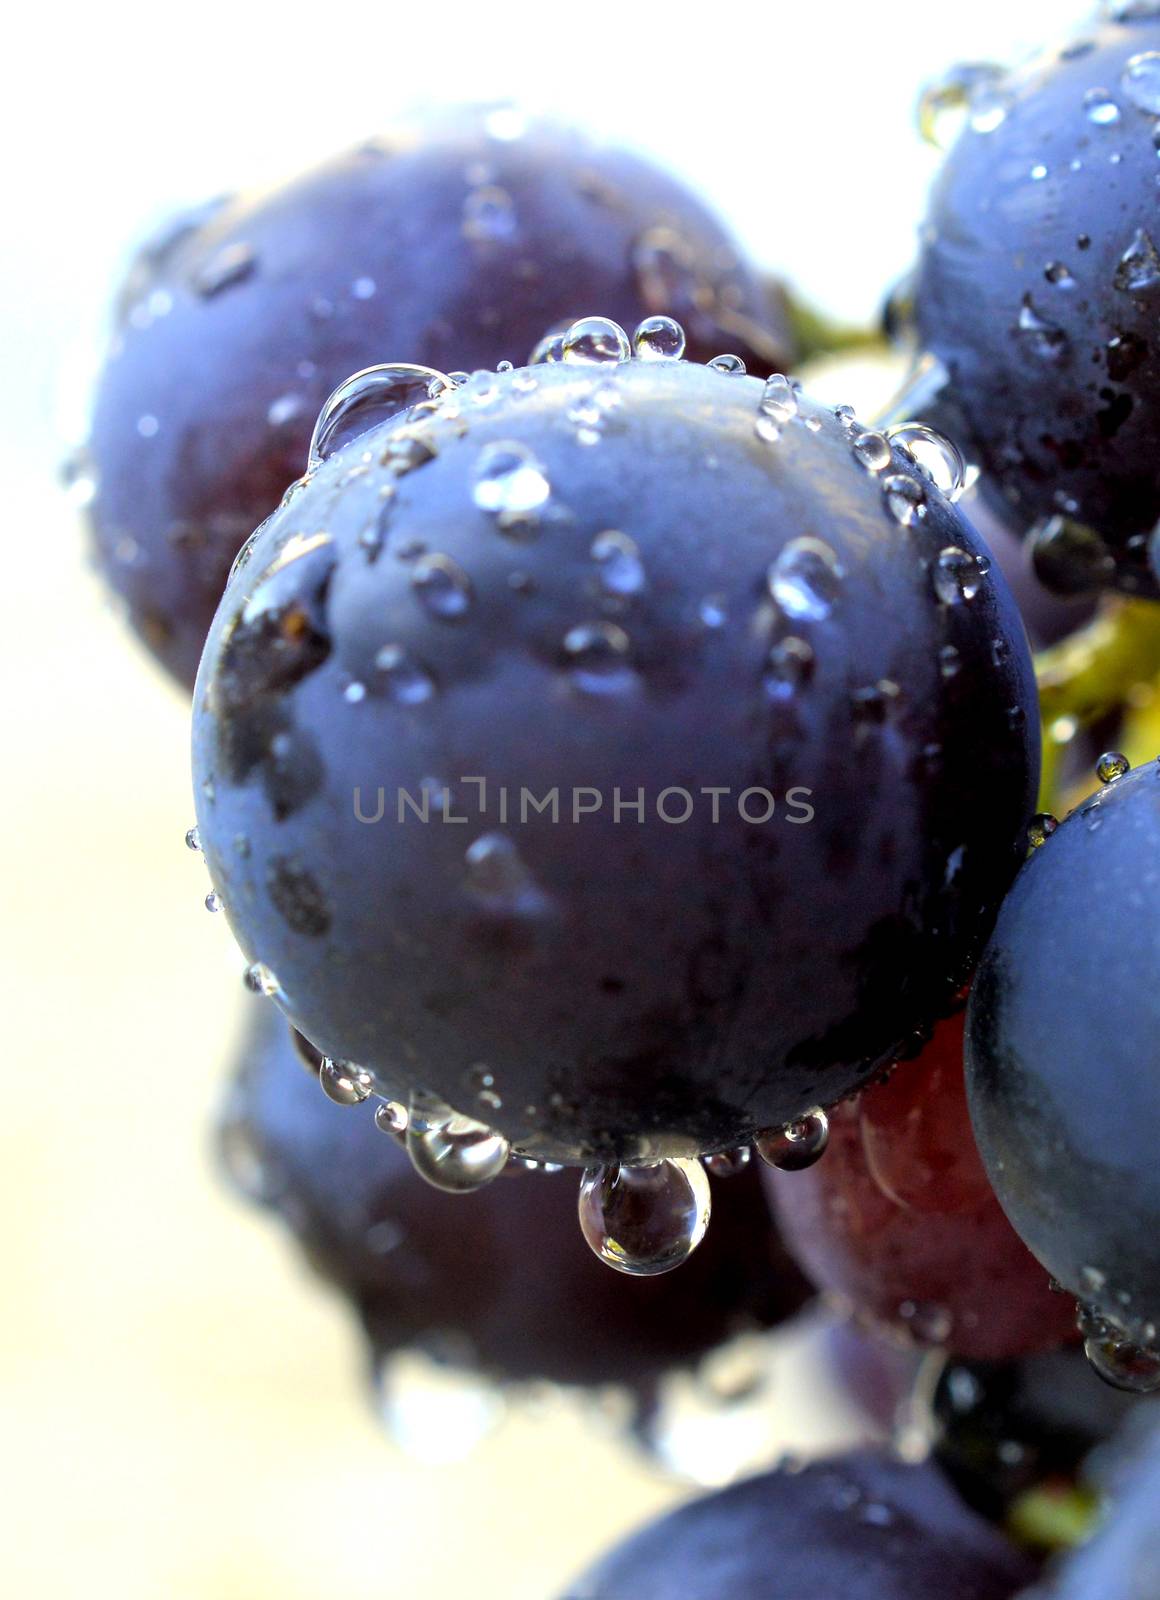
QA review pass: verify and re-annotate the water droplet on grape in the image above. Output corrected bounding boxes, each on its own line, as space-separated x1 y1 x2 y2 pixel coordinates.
562 316 630 364
374 1100 409 1136
632 315 686 360
1114 227 1160 292
886 422 967 500
374 645 437 704
768 538 844 621
578 1159 711 1275
406 1090 510 1192
411 553 473 619
242 961 282 997
760 374 798 424
591 529 645 596
319 1059 373 1105
853 431 893 474
561 621 635 694
933 547 984 605
308 364 450 469
1096 750 1131 784
1027 813 1059 849
1084 87 1122 126
472 440 551 516
754 1107 829 1171
708 353 746 375
185 826 201 852
883 474 927 526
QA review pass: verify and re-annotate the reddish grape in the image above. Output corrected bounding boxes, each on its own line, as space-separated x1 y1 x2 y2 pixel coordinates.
763 1013 1079 1361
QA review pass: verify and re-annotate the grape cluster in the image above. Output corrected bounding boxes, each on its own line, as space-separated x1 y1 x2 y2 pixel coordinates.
81 8 1160 1587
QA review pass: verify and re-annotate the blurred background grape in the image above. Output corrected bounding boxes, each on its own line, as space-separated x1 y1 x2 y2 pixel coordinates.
0 2 1092 1594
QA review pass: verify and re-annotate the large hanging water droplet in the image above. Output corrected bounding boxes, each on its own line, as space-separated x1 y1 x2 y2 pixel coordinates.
308 364 450 470
319 1058 374 1105
411 553 473 619
1096 750 1130 784
768 538 844 621
472 440 551 517
632 315 686 360
933 546 984 605
406 1090 511 1192
578 1159 711 1276
374 1100 409 1136
754 1107 830 1171
886 422 967 501
1114 227 1160 293
1122 51 1160 115
562 316 630 364
185 826 202 852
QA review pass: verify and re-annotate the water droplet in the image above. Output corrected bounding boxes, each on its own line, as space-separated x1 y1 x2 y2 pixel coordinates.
308 364 449 470
754 1107 829 1171
1017 297 1069 360
578 1159 711 1275
1096 750 1130 784
319 1059 374 1105
242 961 282 997
193 241 256 298
373 645 437 704
464 832 545 913
1027 813 1059 848
703 1147 751 1178
1122 50 1160 115
768 538 844 621
205 890 223 913
406 1090 510 1192
374 1100 409 1136
886 422 967 500
883 474 927 527
1084 87 1121 125
591 529 645 596
530 330 566 365
763 636 815 700
708 353 746 375
917 62 1008 146
472 440 551 521
933 547 984 605
562 316 630 364
632 314 686 360
760 374 798 424
411 553 473 620
1114 227 1160 292
462 185 517 243
1081 1308 1160 1393
562 621 635 693
853 431 893 474
939 644 962 678
185 826 202 852
1045 261 1076 288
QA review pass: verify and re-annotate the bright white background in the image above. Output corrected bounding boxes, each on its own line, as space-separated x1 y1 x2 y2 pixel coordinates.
0 4 1095 1597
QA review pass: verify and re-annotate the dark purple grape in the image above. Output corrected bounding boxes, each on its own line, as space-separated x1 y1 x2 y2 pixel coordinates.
556 1449 1037 1599
85 110 790 687
967 757 1160 1366
191 349 1039 1168
913 13 1160 598
220 1005 812 1389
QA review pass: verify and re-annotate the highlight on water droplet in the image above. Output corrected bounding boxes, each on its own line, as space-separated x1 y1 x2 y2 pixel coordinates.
308 364 450 470
406 1090 511 1192
374 644 437 705
708 353 746 375
562 316 630 365
411 552 473 620
1083 87 1122 126
754 1107 830 1172
632 315 686 360
578 1158 711 1276
591 529 646 596
374 1099 409 1136
561 620 636 694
